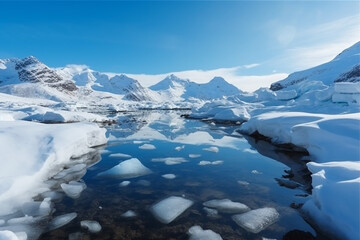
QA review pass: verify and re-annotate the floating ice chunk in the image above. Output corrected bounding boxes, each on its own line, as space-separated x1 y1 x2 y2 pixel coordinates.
334 82 360 94
41 191 64 201
119 181 131 187
175 145 185 151
203 147 219 153
137 180 151 186
150 196 193 224
189 154 201 158
198 161 223 166
188 225 223 240
133 141 143 144
237 180 250 186
97 158 152 179
203 207 219 218
203 199 250 214
61 181 87 199
162 174 176 179
48 212 77 231
243 148 258 154
21 198 52 217
121 210 136 218
139 144 156 150
262 237 277 240
152 157 188 165
251 170 262 174
7 216 34 225
232 207 279 233
109 153 132 159
80 220 102 233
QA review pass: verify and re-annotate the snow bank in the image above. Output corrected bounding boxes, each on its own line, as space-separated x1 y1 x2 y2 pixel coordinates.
0 121 107 216
239 112 360 162
303 161 360 240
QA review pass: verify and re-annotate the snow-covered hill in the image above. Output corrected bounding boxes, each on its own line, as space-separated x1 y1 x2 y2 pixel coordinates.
150 74 242 101
270 41 360 91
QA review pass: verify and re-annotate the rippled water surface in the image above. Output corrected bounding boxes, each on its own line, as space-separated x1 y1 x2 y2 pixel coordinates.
40 111 316 240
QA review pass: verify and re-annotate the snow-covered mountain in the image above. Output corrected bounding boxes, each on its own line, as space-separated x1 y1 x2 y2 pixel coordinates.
56 65 160 101
270 41 360 91
150 74 242 101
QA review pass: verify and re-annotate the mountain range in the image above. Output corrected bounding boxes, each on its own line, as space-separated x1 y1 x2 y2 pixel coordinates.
0 42 359 104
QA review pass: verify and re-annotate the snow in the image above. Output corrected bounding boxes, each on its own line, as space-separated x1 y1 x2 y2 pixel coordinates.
302 161 360 240
80 220 102 233
97 158 152 179
232 208 280 234
0 121 107 216
203 199 250 214
188 225 223 240
150 196 193 224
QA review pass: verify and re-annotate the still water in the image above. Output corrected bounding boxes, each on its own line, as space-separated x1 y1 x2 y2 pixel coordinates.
40 111 316 240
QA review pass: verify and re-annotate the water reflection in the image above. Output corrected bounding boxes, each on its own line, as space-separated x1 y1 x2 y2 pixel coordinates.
39 111 317 240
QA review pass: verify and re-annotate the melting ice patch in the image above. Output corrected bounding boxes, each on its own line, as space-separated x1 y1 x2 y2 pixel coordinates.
139 144 156 150
97 158 151 179
152 157 188 165
203 199 250 214
150 196 193 224
188 225 223 240
175 145 185 151
232 207 279 233
203 146 219 153
80 220 102 233
189 154 201 158
119 181 131 187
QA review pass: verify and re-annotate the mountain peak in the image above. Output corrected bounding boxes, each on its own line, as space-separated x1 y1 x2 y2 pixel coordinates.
208 76 227 84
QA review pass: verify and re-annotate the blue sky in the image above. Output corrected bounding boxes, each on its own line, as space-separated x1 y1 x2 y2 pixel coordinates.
0 1 359 91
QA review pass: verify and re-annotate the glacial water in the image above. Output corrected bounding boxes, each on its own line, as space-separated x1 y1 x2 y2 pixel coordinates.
40 111 318 240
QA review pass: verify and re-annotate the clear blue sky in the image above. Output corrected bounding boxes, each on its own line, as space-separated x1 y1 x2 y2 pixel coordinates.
0 1 359 76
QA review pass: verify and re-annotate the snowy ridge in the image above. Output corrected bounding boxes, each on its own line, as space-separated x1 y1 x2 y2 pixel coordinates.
270 42 360 91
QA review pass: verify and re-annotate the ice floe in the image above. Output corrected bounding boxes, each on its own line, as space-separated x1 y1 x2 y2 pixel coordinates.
198 160 223 166
152 157 188 165
162 174 176 179
203 199 250 214
150 196 193 224
109 153 132 159
202 146 219 153
203 207 219 218
232 207 279 233
97 158 151 179
189 154 201 158
80 220 102 233
188 225 223 240
175 145 185 151
139 144 156 150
